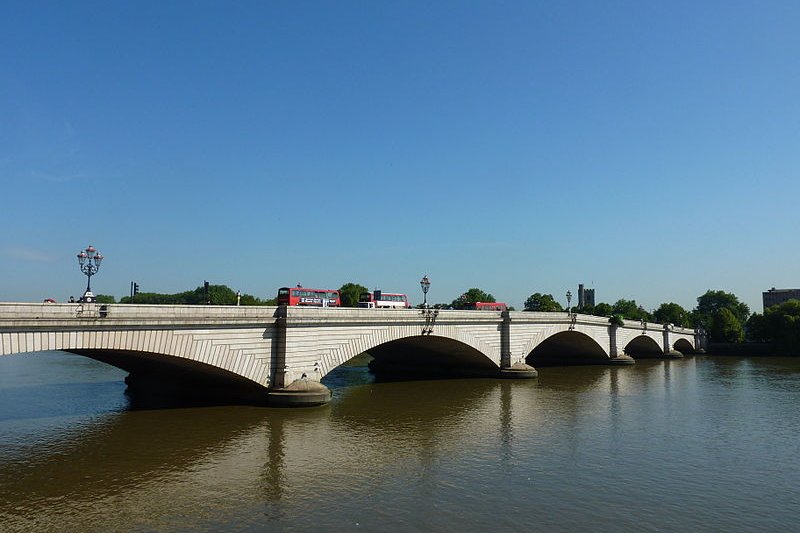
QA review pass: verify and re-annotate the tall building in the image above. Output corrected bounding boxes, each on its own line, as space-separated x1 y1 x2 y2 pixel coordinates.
763 287 800 311
578 284 595 309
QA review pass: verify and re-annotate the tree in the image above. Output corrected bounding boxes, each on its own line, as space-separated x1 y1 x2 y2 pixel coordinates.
745 313 769 342
763 299 800 352
524 293 563 312
239 293 274 306
652 302 689 327
611 299 650 321
694 290 750 327
451 288 495 308
119 284 269 305
692 290 750 342
339 282 369 307
711 307 745 343
593 302 613 316
95 294 116 304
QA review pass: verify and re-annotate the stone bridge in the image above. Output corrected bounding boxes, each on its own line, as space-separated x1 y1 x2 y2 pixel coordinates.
0 302 702 405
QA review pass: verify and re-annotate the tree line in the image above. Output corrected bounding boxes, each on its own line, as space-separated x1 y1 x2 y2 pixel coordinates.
97 284 276 306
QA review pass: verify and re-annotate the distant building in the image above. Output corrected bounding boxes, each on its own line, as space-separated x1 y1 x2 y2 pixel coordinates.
763 287 800 311
578 284 595 309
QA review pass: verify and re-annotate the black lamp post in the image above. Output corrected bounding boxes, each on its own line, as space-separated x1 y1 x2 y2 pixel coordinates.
566 290 572 314
420 275 430 308
77 245 103 303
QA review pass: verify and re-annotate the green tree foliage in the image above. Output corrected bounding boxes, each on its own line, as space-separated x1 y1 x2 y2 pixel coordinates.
339 282 369 307
745 313 770 342
763 299 800 352
451 288 495 308
95 294 116 304
609 314 625 327
692 290 750 342
652 302 689 327
694 290 750 328
119 284 270 305
239 294 277 306
712 307 745 343
592 302 613 316
611 299 650 321
524 293 563 312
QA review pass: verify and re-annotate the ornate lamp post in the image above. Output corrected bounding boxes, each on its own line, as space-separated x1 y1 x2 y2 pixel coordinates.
420 275 430 308
566 290 572 314
77 245 103 303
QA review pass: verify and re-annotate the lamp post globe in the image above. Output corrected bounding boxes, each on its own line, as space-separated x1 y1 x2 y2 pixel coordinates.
420 275 431 308
77 245 103 303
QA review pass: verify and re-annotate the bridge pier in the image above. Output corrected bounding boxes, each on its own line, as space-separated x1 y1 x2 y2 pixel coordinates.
662 325 684 358
500 311 538 378
266 305 332 407
266 377 332 407
498 361 539 378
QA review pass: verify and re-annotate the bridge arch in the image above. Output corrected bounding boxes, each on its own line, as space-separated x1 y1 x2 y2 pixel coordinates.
673 338 695 355
526 330 609 366
0 327 274 389
356 335 499 378
624 335 663 358
64 348 269 400
315 323 501 380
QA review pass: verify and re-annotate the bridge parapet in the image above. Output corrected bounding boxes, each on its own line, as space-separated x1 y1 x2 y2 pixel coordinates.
0 302 280 327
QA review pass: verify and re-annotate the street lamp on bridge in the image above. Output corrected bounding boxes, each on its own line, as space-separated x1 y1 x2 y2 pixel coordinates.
420 275 430 308
77 245 103 303
566 290 572 314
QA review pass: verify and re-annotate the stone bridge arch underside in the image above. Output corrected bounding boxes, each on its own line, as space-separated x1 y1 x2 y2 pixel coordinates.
292 318 504 381
336 336 501 379
66 348 270 399
525 330 610 366
0 323 278 401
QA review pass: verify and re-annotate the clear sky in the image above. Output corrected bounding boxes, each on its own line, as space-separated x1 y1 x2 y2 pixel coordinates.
2 1 798 313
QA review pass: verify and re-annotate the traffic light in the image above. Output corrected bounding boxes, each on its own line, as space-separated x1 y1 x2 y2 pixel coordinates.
133 282 139 295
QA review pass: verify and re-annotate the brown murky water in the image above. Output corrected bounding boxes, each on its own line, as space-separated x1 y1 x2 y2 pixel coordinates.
1 352 799 532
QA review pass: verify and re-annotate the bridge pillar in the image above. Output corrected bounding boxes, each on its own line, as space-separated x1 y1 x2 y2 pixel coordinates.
695 329 707 353
266 305 332 407
609 325 619 357
607 324 635 365
499 311 538 378
662 325 683 359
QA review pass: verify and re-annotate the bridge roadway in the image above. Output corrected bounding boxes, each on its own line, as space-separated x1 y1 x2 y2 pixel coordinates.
0 302 701 406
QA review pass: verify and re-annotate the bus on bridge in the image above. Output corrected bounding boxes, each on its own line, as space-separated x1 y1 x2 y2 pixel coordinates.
357 290 410 309
462 302 507 311
277 287 341 307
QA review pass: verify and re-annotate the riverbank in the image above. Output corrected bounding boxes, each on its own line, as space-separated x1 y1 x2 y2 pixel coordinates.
707 342 798 356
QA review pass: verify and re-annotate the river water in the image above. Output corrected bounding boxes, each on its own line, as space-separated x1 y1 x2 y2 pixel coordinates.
1 351 799 532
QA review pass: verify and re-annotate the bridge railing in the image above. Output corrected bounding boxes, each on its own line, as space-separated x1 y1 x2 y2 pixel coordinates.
0 303 696 335
0 302 282 325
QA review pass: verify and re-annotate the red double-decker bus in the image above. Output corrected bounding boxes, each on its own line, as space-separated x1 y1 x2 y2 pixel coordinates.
464 302 507 311
277 287 341 307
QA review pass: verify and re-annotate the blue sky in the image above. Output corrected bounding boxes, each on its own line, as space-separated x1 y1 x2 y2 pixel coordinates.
1 1 798 313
